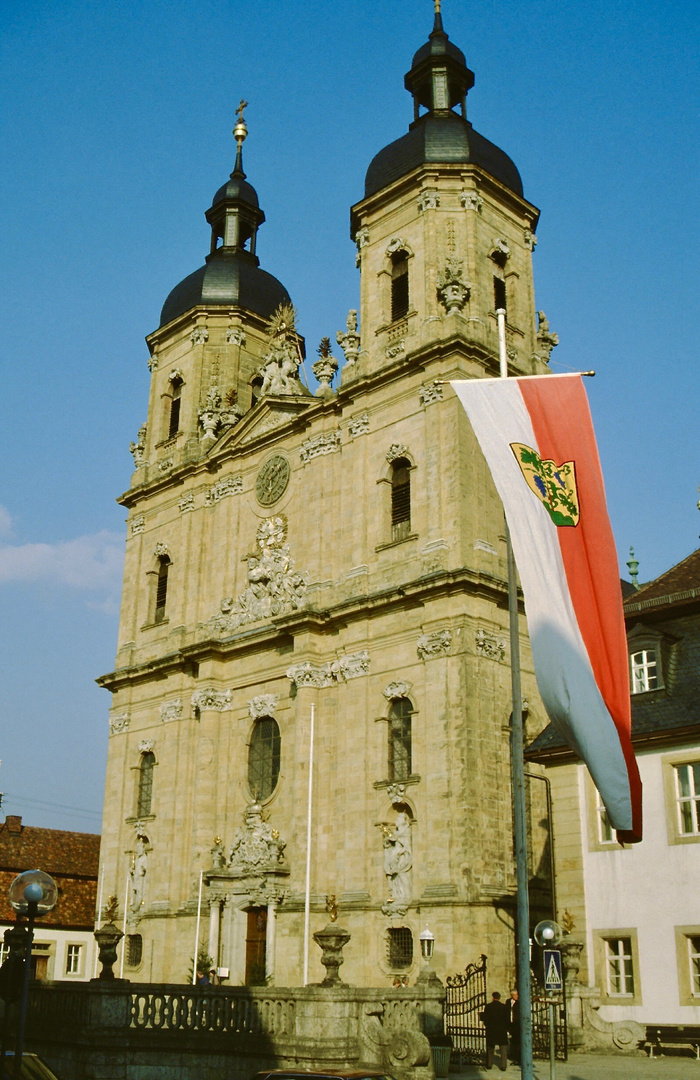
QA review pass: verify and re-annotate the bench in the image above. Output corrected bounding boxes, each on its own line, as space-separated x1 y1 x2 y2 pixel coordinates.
646 1025 700 1059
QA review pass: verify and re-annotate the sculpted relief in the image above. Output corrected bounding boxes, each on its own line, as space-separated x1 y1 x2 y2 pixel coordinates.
211 516 308 633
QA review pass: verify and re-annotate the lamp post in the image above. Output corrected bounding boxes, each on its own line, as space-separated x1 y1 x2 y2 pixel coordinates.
416 924 440 985
8 870 58 1080
533 920 563 1080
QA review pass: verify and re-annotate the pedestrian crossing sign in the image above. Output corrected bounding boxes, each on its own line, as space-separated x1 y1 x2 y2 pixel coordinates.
543 948 563 991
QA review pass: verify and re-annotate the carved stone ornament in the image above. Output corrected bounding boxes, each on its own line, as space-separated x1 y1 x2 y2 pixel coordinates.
312 339 339 396
153 542 170 559
168 369 184 384
489 238 511 264
190 326 209 345
286 662 335 689
331 651 370 681
419 381 444 407
129 424 148 468
178 493 195 513
524 228 538 251
417 629 452 659
226 326 246 346
385 238 409 258
191 688 232 712
385 341 405 360
137 739 154 753
417 189 440 211
199 384 243 442
536 310 559 364
460 190 483 212
348 412 369 438
158 459 174 473
228 801 287 873
300 430 341 463
383 681 412 701
386 783 406 805
355 227 370 250
147 354 159 372
336 309 361 364
380 811 412 916
160 699 183 723
131 514 145 535
475 628 506 662
386 444 409 464
257 305 306 398
436 258 471 315
210 516 308 632
205 475 243 505
248 694 279 719
109 713 130 735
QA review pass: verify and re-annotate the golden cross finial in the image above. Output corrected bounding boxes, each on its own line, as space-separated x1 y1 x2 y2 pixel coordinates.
236 99 248 122
233 99 249 151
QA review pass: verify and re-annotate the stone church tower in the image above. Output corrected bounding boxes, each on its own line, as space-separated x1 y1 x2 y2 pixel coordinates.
98 10 555 987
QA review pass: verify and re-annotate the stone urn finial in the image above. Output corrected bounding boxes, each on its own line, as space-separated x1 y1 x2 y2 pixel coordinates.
93 922 125 981
313 922 351 985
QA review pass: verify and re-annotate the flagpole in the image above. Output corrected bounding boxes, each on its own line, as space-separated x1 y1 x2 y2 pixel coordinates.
192 869 204 986
302 702 315 986
497 307 534 1080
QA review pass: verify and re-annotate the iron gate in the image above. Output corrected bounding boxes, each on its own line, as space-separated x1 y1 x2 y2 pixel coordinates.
531 989 567 1061
444 955 488 1065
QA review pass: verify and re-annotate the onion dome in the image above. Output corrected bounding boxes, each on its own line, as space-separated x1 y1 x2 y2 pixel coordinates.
363 7 522 199
160 103 290 328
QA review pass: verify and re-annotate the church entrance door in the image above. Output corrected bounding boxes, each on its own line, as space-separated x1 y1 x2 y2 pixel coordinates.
245 907 267 985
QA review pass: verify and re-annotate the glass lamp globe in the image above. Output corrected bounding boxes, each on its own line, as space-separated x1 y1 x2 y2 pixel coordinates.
9 870 58 915
533 919 563 947
419 924 435 961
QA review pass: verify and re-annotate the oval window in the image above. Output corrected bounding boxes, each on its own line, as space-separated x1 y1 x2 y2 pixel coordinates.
248 717 281 799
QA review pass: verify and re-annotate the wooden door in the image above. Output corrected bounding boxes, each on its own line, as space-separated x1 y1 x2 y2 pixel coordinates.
245 907 267 985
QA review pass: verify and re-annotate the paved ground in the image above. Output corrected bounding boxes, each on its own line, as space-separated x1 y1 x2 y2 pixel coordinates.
450 1050 700 1079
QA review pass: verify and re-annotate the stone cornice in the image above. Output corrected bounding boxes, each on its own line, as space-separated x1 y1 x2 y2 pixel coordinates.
96 565 513 693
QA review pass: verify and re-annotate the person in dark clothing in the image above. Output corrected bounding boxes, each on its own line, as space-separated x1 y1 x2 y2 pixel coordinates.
481 991 509 1071
508 988 521 1065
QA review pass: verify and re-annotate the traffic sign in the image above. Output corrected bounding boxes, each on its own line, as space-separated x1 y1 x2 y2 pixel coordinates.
543 948 563 992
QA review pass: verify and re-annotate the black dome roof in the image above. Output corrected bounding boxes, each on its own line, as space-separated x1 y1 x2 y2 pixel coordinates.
211 173 260 209
364 111 523 199
160 249 291 328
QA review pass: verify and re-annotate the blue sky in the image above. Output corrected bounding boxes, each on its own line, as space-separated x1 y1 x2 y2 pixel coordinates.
1 0 698 831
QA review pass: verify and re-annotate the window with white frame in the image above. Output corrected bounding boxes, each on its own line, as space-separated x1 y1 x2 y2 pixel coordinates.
0 942 9 966
65 943 82 975
605 937 635 996
630 648 657 693
595 789 615 843
688 935 700 998
675 762 700 836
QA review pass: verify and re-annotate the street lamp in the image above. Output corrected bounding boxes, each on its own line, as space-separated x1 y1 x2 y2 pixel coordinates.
533 920 563 1080
416 924 440 985
8 870 58 1080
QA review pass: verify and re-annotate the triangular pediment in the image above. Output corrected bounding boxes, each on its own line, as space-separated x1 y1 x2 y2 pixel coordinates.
213 394 314 454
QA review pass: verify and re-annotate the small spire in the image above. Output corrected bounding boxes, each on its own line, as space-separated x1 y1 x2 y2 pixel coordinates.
433 0 444 32
232 98 249 176
627 546 640 590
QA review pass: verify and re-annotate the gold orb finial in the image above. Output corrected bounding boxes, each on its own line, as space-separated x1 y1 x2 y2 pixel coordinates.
233 98 249 147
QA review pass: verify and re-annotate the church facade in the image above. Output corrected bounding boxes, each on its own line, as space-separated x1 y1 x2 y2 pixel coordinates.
98 10 556 988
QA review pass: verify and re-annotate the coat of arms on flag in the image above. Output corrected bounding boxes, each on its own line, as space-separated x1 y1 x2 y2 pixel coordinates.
511 443 579 527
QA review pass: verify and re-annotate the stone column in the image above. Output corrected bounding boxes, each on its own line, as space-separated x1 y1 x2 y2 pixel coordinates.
208 897 221 967
265 900 277 984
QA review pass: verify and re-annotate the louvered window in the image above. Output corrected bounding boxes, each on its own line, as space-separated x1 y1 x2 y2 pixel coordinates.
154 559 169 623
391 254 409 322
137 752 155 817
391 459 411 542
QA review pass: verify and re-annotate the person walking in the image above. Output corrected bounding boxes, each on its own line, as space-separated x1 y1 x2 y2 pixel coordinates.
508 988 521 1066
481 991 510 1071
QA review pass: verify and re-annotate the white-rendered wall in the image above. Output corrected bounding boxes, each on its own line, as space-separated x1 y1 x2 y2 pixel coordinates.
0 923 98 982
580 752 700 1024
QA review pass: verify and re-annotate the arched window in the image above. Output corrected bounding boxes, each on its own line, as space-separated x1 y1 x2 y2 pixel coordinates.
391 458 411 542
250 375 264 409
137 752 155 817
154 557 170 623
388 697 413 782
391 252 409 322
248 717 281 799
168 379 182 438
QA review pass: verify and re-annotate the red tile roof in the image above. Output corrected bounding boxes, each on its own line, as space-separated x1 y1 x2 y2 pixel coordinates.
0 816 100 929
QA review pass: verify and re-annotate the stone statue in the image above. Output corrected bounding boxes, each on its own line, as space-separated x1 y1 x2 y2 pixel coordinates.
129 423 147 467
336 309 361 364
536 310 559 364
381 812 413 916
228 801 286 873
129 835 148 916
211 836 226 870
257 302 308 397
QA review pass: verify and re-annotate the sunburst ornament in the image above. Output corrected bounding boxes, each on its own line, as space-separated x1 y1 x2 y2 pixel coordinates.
266 302 298 342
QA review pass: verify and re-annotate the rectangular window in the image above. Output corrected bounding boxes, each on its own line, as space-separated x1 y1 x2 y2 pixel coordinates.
389 701 412 782
630 648 657 693
493 276 507 312
605 938 634 996
66 943 82 975
596 789 615 844
387 926 413 969
675 762 700 836
689 935 700 997
0 943 9 966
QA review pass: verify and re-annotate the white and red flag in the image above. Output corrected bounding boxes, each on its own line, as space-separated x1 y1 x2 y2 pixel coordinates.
452 373 642 842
